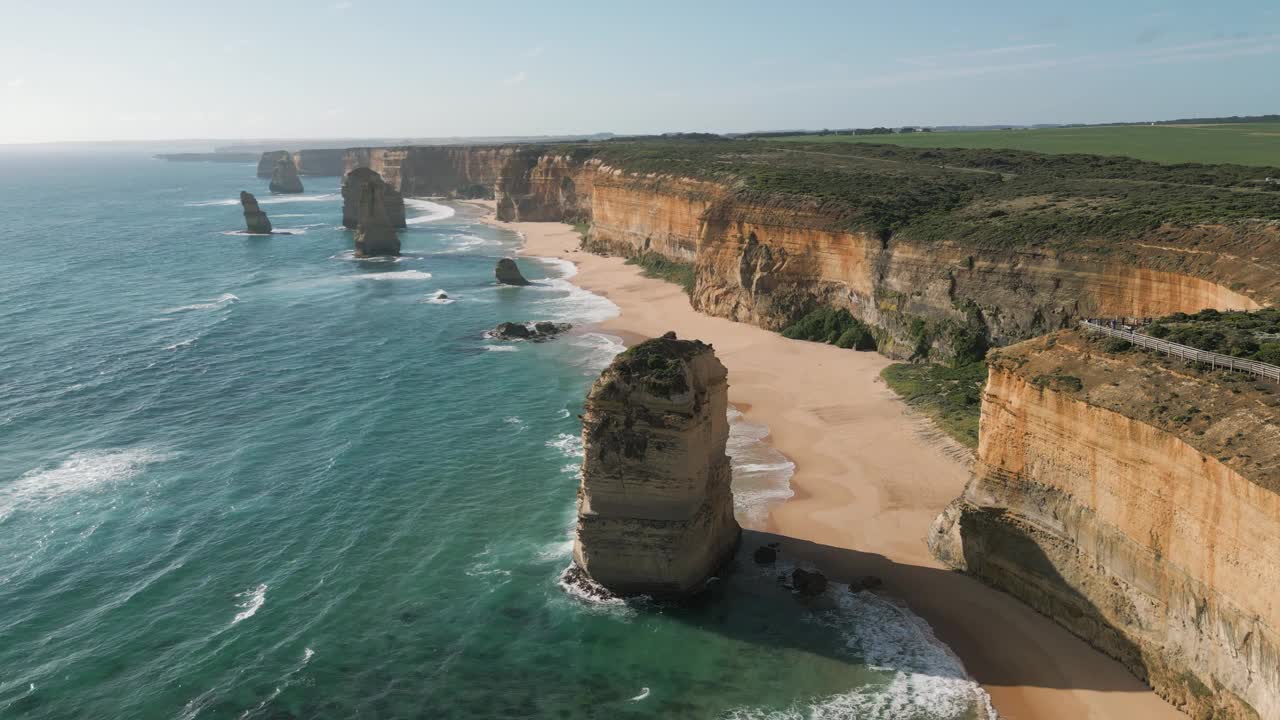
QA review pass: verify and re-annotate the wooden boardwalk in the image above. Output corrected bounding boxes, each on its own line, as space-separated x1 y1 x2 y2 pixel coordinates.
1080 320 1280 382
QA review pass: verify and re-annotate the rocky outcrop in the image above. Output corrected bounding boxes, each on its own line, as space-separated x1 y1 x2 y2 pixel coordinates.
257 150 290 179
341 168 405 229
486 321 572 342
291 149 345 176
494 258 530 286
572 334 740 597
350 175 400 257
268 157 304 194
239 191 272 234
930 330 1280 720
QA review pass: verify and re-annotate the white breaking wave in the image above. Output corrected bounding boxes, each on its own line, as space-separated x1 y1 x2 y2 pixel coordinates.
630 688 651 702
184 193 339 208
726 406 796 529
525 257 619 325
546 432 583 459
350 270 433 281
1 448 175 522
564 333 625 373
164 293 239 313
724 564 996 720
404 198 457 225
231 584 267 625
484 345 519 352
424 289 455 305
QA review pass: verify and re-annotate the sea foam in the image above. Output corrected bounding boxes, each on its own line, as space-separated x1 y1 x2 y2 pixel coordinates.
1 448 174 521
404 198 457 225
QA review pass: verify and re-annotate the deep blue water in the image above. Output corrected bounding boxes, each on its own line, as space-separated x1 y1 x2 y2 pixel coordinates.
0 154 990 719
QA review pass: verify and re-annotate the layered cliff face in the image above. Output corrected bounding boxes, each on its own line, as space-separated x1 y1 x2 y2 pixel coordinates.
341 168 405 230
330 145 1276 360
291 149 346 176
930 331 1280 719
573 334 740 597
351 176 400 257
257 150 290 179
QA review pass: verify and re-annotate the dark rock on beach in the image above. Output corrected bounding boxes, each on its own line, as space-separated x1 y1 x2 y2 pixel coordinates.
239 191 272 234
488 321 572 342
791 568 828 596
753 546 777 565
848 575 883 592
268 156 304 194
495 258 531 286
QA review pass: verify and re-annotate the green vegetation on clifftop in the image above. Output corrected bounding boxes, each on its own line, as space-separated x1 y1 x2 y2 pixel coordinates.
880 362 987 449
624 252 696 295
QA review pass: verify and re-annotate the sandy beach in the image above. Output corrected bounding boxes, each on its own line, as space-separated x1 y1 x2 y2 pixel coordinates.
469 202 1184 720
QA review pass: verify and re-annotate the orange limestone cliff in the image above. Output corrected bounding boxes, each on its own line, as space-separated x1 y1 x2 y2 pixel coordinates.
570 334 740 597
930 331 1280 719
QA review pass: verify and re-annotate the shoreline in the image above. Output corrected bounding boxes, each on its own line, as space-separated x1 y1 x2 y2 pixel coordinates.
465 200 1184 720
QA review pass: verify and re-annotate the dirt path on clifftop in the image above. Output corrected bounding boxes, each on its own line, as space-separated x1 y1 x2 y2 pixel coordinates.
484 208 1184 720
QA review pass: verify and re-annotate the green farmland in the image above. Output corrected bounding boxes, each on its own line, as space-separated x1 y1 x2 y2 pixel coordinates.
777 123 1280 167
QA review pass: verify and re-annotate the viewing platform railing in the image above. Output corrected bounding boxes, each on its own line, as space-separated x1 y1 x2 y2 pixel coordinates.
1079 320 1280 382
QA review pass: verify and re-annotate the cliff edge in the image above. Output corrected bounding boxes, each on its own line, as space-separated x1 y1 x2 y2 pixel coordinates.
930 330 1280 719
572 334 740 597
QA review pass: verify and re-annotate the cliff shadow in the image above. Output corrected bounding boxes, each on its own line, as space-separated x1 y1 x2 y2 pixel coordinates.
660 529 1157 699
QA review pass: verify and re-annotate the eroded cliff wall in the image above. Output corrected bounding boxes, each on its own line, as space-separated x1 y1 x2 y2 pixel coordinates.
931 331 1280 719
337 146 1274 359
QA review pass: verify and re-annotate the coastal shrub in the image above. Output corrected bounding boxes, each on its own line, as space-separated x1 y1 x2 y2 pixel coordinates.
1032 374 1084 393
616 340 690 395
1146 308 1280 363
881 361 987 448
1102 338 1133 353
781 308 876 351
625 252 696 295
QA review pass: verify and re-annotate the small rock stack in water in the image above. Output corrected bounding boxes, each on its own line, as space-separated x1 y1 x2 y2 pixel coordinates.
239 191 272 234
351 178 400 257
268 156 304 194
494 258 530 286
341 168 406 229
572 332 740 597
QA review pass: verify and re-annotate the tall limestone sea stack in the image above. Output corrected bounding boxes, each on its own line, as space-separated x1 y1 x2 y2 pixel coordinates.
351 176 400 257
239 191 272 234
571 333 740 597
256 150 290 179
268 157 304 194
341 167 406 229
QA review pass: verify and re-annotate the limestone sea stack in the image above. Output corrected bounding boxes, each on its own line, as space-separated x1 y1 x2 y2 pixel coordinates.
495 258 530 286
256 150 290 179
269 157 304 194
341 168 405 229
239 191 272 234
571 333 740 597
352 176 400 257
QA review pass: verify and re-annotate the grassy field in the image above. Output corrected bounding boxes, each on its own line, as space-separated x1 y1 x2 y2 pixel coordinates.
776 123 1280 167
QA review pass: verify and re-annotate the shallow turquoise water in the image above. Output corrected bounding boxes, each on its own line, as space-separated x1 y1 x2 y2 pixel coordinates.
0 154 990 719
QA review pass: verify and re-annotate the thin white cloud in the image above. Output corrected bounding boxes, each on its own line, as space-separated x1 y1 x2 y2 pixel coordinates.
6 77 25 89
904 43 1057 68
332 1 352 10
526 46 545 59
503 71 527 85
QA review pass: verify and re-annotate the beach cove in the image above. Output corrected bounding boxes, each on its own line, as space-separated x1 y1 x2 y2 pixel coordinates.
483 201 1187 720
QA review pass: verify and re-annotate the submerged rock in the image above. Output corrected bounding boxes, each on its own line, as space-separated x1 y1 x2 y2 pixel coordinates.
341 168 406 229
268 157 304 194
495 258 531 286
571 333 740 597
488 321 571 342
352 177 400 257
239 191 272 234
791 569 828 596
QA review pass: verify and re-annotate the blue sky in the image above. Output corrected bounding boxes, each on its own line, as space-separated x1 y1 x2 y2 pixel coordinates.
1 0 1277 143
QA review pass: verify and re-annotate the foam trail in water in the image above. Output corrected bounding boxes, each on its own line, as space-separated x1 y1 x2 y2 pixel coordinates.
1 448 174 522
165 294 239 313
350 270 433 281
404 198 457 225
231 584 267 625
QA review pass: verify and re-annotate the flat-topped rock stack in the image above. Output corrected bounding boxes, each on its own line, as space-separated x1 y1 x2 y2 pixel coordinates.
268 156 304 194
350 173 400 257
239 191 272 234
341 167 405 230
571 332 740 597
257 150 290 179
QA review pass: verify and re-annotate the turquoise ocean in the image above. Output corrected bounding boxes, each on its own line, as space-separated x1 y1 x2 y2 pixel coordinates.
0 153 992 719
